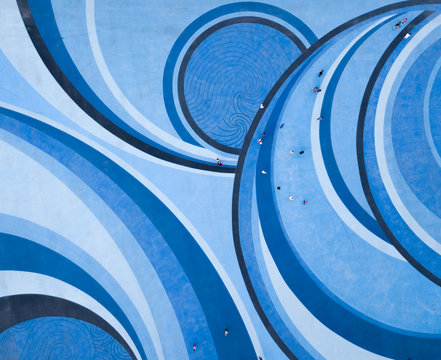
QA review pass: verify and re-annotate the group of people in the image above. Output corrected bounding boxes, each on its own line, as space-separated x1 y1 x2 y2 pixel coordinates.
394 17 411 38
205 17 416 359
254 68 328 204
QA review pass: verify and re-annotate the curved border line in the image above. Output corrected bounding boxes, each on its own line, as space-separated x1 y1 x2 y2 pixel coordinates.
178 16 305 154
0 294 136 360
423 50 441 167
233 2 439 359
16 0 235 174
318 16 395 243
163 1 317 148
0 106 257 360
356 11 441 287
0 232 146 359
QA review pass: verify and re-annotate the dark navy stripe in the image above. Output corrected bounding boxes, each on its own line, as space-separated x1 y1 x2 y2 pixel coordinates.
163 2 317 145
17 0 235 173
0 107 257 360
0 294 136 360
256 68 317 360
178 16 305 154
319 16 396 243
0 233 144 360
252 16 441 358
234 2 441 358
356 10 441 288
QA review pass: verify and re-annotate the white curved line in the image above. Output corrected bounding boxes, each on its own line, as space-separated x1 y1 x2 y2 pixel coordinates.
85 0 237 162
375 14 441 257
310 15 404 260
0 270 142 360
0 101 262 356
0 131 164 360
423 55 441 168
0 0 233 177
258 225 391 360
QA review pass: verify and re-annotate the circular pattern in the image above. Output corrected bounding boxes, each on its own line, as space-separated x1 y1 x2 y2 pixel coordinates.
234 5 441 360
0 317 131 360
179 18 303 152
163 2 317 154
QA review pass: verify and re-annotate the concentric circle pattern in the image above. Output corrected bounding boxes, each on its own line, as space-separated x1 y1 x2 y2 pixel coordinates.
235 3 441 360
0 317 132 359
180 20 301 151
3 0 441 359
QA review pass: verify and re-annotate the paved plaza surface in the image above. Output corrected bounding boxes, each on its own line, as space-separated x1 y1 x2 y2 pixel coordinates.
1 0 441 359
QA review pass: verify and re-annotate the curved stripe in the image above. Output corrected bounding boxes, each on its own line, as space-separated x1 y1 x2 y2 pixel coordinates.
163 1 317 145
17 0 235 173
178 16 304 154
0 106 257 359
357 10 441 288
311 14 403 259
377 38 441 246
424 53 441 167
374 13 441 273
0 233 146 359
255 43 441 358
0 128 172 360
234 2 441 358
0 102 233 179
258 229 392 360
318 14 397 243
0 2 233 176
0 270 140 360
85 0 224 162
0 110 215 359
0 213 159 360
0 294 135 359
0 102 254 358
256 70 321 360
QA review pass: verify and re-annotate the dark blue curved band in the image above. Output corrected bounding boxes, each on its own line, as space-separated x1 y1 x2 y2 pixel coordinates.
18 0 235 173
163 1 317 149
0 294 135 360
